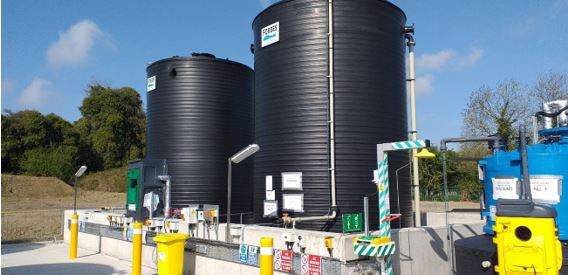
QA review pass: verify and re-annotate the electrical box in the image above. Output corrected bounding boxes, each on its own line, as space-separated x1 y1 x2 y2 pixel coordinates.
182 204 199 224
203 204 219 223
126 159 167 221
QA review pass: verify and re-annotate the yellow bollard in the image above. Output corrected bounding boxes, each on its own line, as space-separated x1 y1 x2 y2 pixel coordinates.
132 222 143 275
260 237 273 275
69 214 78 259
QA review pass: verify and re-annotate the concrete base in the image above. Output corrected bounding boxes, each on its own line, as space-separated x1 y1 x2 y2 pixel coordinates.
63 209 484 275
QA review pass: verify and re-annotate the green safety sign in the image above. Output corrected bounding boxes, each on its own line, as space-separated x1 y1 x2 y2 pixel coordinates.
342 213 363 233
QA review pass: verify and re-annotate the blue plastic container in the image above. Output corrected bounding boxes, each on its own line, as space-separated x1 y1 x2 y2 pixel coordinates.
481 127 568 240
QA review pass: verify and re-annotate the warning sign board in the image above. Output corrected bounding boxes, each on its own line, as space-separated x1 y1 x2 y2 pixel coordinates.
308 255 321 275
300 253 321 275
247 245 259 265
274 249 293 272
274 249 282 270
239 244 248 263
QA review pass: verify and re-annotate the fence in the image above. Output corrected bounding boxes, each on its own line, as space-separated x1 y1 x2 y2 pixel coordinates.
1 209 64 243
420 187 464 202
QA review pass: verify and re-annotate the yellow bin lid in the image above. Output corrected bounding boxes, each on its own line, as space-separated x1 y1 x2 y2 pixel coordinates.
153 233 189 243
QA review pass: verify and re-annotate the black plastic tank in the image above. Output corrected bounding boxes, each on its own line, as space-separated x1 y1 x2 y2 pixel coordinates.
252 0 409 231
146 54 254 218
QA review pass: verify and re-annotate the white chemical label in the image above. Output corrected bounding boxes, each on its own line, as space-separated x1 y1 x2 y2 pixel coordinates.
128 204 136 211
158 252 166 261
266 175 273 190
492 177 519 200
282 193 304 212
530 176 562 204
261 22 279 47
147 75 156 92
282 172 302 190
263 200 278 217
266 190 276 200
489 205 496 221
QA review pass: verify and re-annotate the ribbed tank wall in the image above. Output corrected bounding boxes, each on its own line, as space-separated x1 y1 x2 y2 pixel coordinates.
253 0 409 231
146 55 254 217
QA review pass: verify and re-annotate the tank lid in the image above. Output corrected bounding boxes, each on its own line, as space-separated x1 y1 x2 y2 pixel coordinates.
252 0 407 28
191 52 216 58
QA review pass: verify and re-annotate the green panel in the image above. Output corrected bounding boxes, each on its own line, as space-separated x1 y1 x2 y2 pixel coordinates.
342 213 363 233
126 168 140 211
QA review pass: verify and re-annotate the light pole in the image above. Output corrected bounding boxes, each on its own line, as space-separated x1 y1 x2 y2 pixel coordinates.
226 144 259 243
70 165 87 259
73 165 87 214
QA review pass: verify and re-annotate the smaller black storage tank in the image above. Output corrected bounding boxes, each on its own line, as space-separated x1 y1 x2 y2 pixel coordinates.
146 53 254 218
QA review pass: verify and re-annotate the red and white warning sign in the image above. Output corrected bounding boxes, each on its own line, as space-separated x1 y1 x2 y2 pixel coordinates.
274 249 282 270
300 253 321 275
281 250 293 272
300 253 309 275
308 255 321 275
274 249 293 272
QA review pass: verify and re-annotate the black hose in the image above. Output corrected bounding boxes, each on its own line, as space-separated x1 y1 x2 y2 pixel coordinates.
534 104 568 118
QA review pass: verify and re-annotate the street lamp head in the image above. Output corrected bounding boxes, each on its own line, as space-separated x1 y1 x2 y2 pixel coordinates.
230 144 260 164
75 165 88 177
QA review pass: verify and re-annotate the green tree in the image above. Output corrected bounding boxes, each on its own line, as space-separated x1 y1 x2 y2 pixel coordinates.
75 84 145 170
19 145 79 182
2 111 53 173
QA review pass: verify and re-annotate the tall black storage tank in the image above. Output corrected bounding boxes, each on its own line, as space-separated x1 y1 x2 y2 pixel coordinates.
146 54 254 218
253 0 409 231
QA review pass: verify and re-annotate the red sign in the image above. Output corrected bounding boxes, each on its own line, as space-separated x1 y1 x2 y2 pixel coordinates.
281 250 293 272
308 255 321 275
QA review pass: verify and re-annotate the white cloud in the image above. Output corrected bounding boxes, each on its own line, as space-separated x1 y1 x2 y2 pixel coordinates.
416 47 483 70
46 20 105 68
259 0 273 8
416 49 456 70
17 78 55 108
415 74 434 95
460 47 484 67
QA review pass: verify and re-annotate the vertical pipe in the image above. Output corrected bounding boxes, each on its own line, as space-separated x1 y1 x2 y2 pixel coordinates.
164 176 171 218
260 237 274 275
328 0 337 209
519 126 532 201
364 196 369 236
74 176 78 214
69 214 79 259
132 222 143 275
407 37 421 227
226 159 232 243
532 116 539 144
442 151 453 274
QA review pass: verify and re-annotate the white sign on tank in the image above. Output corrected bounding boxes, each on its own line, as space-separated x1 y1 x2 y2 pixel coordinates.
261 22 279 47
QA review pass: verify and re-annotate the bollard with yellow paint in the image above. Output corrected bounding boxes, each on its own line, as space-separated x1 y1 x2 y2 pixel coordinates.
69 214 79 259
132 223 143 275
260 237 273 275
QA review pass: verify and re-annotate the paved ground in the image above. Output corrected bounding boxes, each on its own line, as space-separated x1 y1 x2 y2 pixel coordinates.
1 242 157 275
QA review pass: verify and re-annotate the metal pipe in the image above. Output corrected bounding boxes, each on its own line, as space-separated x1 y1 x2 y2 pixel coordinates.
441 150 452 275
226 159 232 242
405 33 421 226
328 0 337 210
532 116 539 144
439 135 503 275
285 0 337 228
396 162 411 229
519 126 532 201
364 196 369 236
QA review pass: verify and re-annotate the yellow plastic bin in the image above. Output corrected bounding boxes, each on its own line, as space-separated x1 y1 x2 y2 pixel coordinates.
153 233 189 275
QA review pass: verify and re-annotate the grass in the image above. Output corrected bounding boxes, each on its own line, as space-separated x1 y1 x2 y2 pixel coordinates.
80 166 127 193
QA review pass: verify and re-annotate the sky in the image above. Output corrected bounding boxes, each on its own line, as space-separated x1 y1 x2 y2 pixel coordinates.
2 0 568 145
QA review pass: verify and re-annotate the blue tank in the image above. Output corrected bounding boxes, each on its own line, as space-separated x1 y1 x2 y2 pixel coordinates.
480 127 568 240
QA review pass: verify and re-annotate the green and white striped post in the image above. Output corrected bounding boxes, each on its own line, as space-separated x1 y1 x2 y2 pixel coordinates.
374 139 429 275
